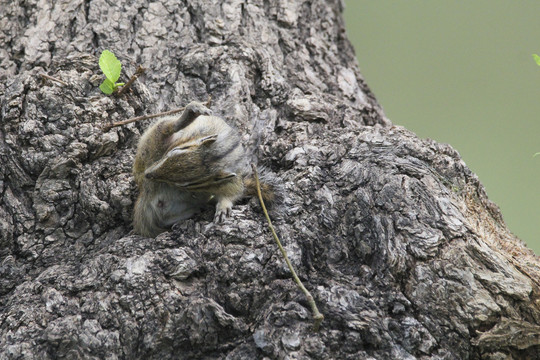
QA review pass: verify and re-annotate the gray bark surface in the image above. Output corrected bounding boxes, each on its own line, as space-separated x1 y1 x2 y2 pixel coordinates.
1 1 539 359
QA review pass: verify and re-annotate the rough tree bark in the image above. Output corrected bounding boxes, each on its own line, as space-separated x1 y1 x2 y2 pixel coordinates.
1 1 539 359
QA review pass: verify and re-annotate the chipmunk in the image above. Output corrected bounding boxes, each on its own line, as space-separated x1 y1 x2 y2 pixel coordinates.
132 101 277 237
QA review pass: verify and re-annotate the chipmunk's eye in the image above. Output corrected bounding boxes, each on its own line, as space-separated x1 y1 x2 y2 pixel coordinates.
179 144 196 150
169 147 189 156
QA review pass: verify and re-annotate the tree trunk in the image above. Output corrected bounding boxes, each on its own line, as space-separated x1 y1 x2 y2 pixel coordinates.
1 1 539 359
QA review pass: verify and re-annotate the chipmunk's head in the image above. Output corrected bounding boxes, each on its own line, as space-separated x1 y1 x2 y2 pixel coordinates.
144 134 218 184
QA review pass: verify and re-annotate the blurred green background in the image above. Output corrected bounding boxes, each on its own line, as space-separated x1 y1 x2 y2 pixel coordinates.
344 1 539 254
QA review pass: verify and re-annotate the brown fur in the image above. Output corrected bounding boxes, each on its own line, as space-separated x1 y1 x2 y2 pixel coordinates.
132 102 277 237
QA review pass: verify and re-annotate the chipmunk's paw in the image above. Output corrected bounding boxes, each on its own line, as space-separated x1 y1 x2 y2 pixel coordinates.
214 199 233 223
186 101 212 117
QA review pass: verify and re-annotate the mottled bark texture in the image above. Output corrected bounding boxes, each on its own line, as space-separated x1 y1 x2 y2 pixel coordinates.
1 1 539 359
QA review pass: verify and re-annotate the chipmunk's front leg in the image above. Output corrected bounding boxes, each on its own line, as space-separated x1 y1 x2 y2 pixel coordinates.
214 197 234 223
213 174 244 223
173 101 213 132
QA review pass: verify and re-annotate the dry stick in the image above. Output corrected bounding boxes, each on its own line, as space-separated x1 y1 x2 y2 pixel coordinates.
117 65 146 96
39 73 68 86
251 164 324 331
102 107 186 132
102 97 212 132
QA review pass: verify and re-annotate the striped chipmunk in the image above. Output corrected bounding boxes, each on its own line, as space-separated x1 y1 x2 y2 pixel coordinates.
132 101 278 237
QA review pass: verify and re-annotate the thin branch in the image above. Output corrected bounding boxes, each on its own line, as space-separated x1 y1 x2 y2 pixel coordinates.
102 97 212 132
117 65 146 96
39 73 68 86
251 164 324 331
102 107 185 132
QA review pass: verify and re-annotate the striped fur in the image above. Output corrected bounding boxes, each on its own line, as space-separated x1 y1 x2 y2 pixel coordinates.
133 102 277 237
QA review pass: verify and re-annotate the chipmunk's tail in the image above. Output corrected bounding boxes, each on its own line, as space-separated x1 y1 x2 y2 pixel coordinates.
243 166 284 208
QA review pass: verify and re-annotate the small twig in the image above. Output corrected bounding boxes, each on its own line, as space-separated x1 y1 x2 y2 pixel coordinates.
117 65 146 96
102 97 212 132
251 164 324 331
102 107 185 131
39 73 68 86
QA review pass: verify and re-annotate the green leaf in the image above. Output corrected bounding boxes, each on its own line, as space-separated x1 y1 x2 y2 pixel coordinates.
99 78 115 94
99 50 122 83
533 54 540 66
534 152 540 158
